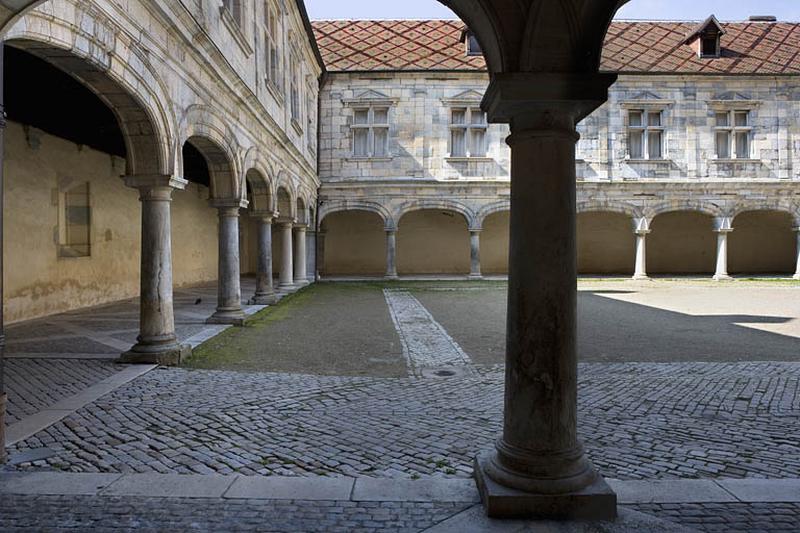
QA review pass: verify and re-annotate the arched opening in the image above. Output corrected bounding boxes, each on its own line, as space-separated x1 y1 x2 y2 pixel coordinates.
481 211 509 275
2 42 160 323
577 212 634 275
239 169 273 278
272 187 294 279
320 210 386 277
730 211 796 275
649 211 716 274
397 209 470 275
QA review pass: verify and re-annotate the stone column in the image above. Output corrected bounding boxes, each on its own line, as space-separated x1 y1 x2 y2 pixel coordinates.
385 229 398 280
251 214 277 305
293 225 308 286
278 220 294 290
316 230 326 280
632 218 650 281
121 176 191 365
713 217 733 281
305 229 316 283
794 228 800 281
474 74 617 520
469 230 483 279
208 202 246 325
0 42 6 463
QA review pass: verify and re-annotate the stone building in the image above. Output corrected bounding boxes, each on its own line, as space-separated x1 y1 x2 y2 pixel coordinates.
313 18 800 280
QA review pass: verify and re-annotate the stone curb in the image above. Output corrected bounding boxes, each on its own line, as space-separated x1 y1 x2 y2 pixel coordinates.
5 364 157 446
1 473 799 505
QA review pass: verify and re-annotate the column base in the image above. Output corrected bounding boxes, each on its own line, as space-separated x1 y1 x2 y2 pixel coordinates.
713 274 734 281
793 274 800 281
469 274 484 280
278 282 296 292
474 452 617 520
631 274 650 281
120 344 191 366
384 274 399 281
206 309 246 326
250 293 278 305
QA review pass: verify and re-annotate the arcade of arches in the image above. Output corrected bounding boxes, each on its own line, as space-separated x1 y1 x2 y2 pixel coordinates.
2 0 800 523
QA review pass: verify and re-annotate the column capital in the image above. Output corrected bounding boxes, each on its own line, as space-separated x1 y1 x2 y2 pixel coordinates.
276 217 295 228
384 226 397 234
469 228 483 235
123 174 188 193
210 198 248 210
293 224 308 232
713 217 734 233
483 72 617 128
251 210 276 223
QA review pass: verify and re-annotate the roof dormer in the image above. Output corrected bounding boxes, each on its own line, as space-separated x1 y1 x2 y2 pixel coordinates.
685 15 725 58
459 29 483 57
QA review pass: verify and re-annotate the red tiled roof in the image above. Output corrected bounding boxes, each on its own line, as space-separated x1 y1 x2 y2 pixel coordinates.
312 20 800 75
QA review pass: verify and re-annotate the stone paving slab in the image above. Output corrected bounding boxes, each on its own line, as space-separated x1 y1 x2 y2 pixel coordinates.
0 472 122 495
607 480 737 504
717 479 800 503
102 473 237 498
225 475 355 500
352 478 480 503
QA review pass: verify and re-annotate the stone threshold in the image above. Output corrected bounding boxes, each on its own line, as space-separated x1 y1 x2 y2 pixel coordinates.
0 473 798 505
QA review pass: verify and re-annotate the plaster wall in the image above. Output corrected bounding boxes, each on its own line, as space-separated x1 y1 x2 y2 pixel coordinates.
648 212 717 274
3 122 218 324
577 213 635 274
480 211 509 274
322 211 385 276
729 211 796 273
397 210 470 275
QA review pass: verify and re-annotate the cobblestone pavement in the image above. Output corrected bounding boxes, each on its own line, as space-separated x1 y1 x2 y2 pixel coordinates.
4 359 119 425
384 289 472 376
0 494 470 532
8 361 800 480
632 503 800 532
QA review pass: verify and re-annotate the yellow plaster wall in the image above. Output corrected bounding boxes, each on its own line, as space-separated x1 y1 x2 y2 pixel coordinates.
729 211 795 274
648 212 716 274
577 212 635 275
322 211 386 276
3 122 218 324
397 210 470 275
480 212 509 274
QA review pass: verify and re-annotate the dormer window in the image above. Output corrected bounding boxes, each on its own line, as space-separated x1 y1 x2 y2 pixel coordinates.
685 15 724 59
461 30 483 57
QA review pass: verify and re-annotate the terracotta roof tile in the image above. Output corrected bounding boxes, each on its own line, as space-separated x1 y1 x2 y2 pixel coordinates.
312 20 800 75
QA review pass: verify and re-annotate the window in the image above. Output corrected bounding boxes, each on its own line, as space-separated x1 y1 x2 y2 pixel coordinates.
222 0 243 26
715 110 751 159
264 2 281 89
627 109 664 160
465 31 482 56
59 182 91 257
701 35 719 57
290 53 300 125
449 107 487 158
307 93 316 152
351 107 389 158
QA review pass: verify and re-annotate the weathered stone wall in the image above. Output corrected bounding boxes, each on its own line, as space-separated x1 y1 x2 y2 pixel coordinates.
3 122 218 323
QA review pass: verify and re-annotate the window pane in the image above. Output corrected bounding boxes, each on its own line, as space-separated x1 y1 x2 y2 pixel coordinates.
64 183 91 256
647 112 661 127
735 132 749 159
629 111 643 127
353 109 369 125
373 128 388 157
715 112 729 127
470 129 486 157
735 111 748 127
451 129 466 157
451 109 466 125
471 108 486 125
629 130 643 159
373 108 388 124
353 129 369 156
648 131 662 159
716 131 730 158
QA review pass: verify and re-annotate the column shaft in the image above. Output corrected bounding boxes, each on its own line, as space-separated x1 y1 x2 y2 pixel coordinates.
469 230 482 279
252 217 276 304
208 206 245 324
121 184 189 365
793 229 800 280
294 226 308 285
633 232 649 280
713 230 733 281
279 222 294 290
0 42 6 463
385 230 398 279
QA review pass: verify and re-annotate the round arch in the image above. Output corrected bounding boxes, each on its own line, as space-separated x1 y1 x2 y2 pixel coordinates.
276 182 295 220
183 135 237 202
644 200 726 220
577 201 643 220
475 200 511 230
319 201 392 230
649 210 717 274
481 209 510 275
397 208 471 275
396 200 475 229
577 211 635 275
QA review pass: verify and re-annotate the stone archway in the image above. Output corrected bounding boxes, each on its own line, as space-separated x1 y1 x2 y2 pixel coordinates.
577 212 635 275
397 209 471 276
481 210 510 275
321 210 387 277
649 211 716 274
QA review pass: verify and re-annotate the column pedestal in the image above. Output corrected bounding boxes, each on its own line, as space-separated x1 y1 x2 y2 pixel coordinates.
294 226 309 286
121 179 191 365
473 76 617 520
251 215 277 305
469 230 483 280
713 219 733 281
278 220 295 291
632 223 650 281
385 229 399 280
208 204 246 325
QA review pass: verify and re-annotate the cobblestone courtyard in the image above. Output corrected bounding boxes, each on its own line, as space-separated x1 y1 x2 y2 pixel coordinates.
3 279 800 531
